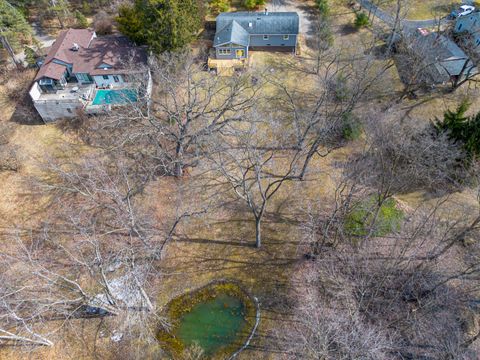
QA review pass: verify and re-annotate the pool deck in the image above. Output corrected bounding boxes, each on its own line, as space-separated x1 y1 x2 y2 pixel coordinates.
30 71 152 121
32 83 95 102
32 82 138 104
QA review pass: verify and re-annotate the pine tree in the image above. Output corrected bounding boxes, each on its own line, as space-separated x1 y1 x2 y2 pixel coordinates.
434 100 470 144
24 46 37 67
49 0 71 29
74 10 88 29
0 0 33 51
81 0 91 15
243 0 263 10
434 101 480 160
116 3 146 44
209 0 229 14
116 0 202 53
464 112 480 157
316 0 329 16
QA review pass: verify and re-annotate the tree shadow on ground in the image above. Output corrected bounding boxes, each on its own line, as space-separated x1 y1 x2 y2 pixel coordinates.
9 102 44 125
340 23 358 36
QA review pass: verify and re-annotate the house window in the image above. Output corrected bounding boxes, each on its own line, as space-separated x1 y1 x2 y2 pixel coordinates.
283 35 289 40
219 48 231 55
103 75 109 80
113 75 120 82
76 73 92 83
263 35 269 40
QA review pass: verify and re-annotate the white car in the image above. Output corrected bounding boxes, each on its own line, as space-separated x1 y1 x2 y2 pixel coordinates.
451 5 475 18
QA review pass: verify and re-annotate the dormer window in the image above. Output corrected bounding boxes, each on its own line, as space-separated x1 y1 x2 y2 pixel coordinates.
98 63 113 70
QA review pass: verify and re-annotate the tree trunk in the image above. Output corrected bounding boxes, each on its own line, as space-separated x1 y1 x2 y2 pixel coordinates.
0 35 20 69
255 216 261 248
174 142 184 177
0 329 53 346
57 14 64 29
387 0 402 54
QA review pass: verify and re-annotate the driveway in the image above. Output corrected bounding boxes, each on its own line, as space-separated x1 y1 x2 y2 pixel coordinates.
32 22 56 49
14 22 55 65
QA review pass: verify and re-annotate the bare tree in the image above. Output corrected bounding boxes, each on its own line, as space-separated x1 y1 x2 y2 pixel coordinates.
85 51 259 178
276 105 480 359
0 151 201 348
207 112 300 248
279 195 480 359
269 46 393 180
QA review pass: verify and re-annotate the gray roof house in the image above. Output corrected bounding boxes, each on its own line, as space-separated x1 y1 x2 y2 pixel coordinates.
407 29 477 84
213 11 299 59
454 12 480 53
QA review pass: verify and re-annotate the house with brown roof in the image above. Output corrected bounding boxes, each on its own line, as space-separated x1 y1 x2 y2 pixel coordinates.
29 29 151 122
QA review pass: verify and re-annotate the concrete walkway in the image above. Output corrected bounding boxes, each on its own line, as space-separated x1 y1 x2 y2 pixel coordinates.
357 0 449 31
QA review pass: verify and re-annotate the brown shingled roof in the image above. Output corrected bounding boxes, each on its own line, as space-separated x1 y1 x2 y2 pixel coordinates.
35 62 67 81
44 29 94 64
72 35 148 74
34 29 147 82
35 29 95 81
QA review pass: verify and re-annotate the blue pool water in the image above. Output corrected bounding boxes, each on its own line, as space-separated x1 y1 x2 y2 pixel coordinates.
92 89 138 105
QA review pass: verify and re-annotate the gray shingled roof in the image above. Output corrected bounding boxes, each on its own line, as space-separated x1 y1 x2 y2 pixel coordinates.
408 32 477 83
214 12 299 47
214 20 250 46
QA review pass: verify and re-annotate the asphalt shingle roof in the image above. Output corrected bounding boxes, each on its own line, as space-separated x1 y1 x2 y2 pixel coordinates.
214 20 250 46
214 11 299 47
408 32 477 83
35 30 148 81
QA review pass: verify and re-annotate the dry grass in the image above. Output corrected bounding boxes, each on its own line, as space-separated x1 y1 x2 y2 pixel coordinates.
0 70 81 228
2 2 480 358
380 0 480 20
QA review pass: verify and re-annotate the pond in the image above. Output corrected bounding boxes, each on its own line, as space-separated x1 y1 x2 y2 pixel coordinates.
177 294 247 356
158 282 257 358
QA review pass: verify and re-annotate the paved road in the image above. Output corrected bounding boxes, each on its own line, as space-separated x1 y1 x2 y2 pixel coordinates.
357 0 449 30
14 22 55 64
32 22 56 49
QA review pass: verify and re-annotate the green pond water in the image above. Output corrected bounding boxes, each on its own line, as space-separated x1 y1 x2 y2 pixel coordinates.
176 294 247 355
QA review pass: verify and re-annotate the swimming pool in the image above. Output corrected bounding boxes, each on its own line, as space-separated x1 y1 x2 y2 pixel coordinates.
92 89 138 105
